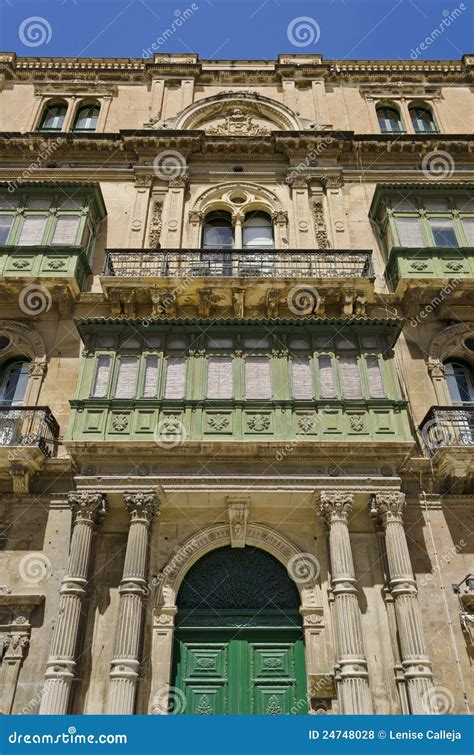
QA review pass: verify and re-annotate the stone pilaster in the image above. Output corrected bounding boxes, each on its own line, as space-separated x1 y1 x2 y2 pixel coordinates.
318 491 373 714
39 491 107 715
373 492 434 714
106 490 159 714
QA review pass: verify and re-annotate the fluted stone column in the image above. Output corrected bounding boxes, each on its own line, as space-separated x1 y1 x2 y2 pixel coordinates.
374 492 434 714
318 491 373 714
39 491 107 715
106 490 159 714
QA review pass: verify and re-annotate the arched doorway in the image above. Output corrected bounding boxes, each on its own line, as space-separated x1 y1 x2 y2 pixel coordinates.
171 546 307 715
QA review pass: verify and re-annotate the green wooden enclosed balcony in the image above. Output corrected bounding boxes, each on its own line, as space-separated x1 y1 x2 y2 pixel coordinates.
386 246 474 295
66 318 414 463
0 181 106 309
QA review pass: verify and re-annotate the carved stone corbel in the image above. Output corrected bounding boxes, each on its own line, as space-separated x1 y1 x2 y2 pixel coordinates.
55 288 74 318
265 289 280 318
227 497 250 548
9 463 31 494
151 289 176 317
198 288 214 318
232 289 245 318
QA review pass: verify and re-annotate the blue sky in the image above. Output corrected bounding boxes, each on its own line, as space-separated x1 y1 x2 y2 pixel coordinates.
0 0 472 60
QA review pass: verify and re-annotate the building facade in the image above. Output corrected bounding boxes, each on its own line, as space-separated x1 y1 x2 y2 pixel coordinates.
0 51 472 716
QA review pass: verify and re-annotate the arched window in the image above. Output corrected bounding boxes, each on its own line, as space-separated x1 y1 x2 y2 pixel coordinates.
72 103 100 132
410 106 437 134
38 101 67 132
202 211 234 248
0 359 30 406
243 211 274 248
444 360 474 404
376 106 404 134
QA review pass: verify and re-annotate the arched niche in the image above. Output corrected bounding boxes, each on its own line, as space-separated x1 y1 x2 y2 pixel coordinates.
148 523 327 714
0 321 47 405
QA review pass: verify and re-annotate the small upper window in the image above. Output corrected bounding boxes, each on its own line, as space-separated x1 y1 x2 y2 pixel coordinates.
243 212 274 248
72 103 100 132
202 211 234 249
377 106 404 134
410 106 437 134
444 360 474 405
38 101 67 132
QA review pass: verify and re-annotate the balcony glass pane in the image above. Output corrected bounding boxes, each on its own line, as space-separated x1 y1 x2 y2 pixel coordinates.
0 215 14 245
115 357 139 399
207 356 233 398
165 357 186 399
245 357 271 399
429 219 459 248
318 356 336 397
142 356 159 398
339 357 363 399
291 358 313 399
52 215 81 245
92 355 111 397
462 217 474 246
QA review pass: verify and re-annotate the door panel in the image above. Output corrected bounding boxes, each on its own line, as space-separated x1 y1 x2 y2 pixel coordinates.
173 632 306 715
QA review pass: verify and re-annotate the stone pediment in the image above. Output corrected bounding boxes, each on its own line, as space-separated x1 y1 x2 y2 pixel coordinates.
150 92 303 132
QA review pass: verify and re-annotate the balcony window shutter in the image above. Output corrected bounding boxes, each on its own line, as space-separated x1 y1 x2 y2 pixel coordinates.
115 357 139 398
142 356 159 398
52 215 81 245
165 357 186 399
291 357 313 399
365 356 385 397
17 215 47 245
92 355 111 397
245 356 271 399
318 356 336 397
339 357 363 399
207 356 233 398
395 217 424 247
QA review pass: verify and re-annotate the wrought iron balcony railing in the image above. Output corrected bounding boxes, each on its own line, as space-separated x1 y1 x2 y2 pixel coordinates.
420 406 474 455
103 248 374 280
0 406 59 457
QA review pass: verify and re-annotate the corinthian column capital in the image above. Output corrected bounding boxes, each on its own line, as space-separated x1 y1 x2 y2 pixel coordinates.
318 491 354 524
68 491 108 523
374 492 405 523
123 490 159 523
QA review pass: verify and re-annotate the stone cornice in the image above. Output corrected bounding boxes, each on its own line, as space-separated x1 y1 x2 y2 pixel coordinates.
0 53 471 85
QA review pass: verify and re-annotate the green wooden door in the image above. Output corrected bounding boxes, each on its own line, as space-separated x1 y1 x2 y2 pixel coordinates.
173 630 307 715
